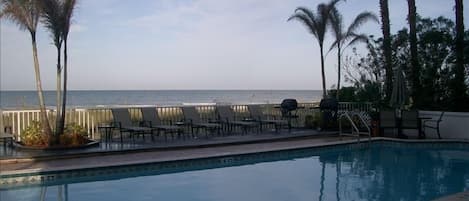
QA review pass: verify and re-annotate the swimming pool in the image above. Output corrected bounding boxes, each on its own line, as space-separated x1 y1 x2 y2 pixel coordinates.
1 141 469 201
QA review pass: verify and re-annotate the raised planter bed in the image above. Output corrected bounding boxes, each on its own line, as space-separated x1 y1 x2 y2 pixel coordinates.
13 140 100 150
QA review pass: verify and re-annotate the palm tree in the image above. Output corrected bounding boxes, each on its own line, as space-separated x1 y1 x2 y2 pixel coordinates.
288 0 340 98
407 0 421 107
329 8 378 99
379 0 393 101
1 0 53 137
453 0 468 110
40 0 64 135
59 0 77 135
39 0 77 135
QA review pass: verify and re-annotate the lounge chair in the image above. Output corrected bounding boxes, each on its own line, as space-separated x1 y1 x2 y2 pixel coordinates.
111 108 153 142
379 110 397 137
423 111 444 139
140 107 183 141
181 106 222 138
217 105 259 134
247 104 289 132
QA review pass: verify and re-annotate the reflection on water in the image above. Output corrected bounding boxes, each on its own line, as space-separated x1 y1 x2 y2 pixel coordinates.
1 145 469 201
319 147 469 201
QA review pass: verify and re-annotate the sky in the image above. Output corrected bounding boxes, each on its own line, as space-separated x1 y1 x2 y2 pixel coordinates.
0 0 467 91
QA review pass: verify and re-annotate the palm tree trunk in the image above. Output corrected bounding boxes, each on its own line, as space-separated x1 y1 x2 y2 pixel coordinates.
59 39 68 134
453 0 468 110
336 46 341 100
55 46 62 135
407 0 421 108
320 44 327 98
380 0 393 102
31 34 53 137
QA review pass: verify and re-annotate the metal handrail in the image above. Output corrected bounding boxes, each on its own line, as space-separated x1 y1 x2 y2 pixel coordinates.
339 111 372 143
352 112 371 141
339 112 361 142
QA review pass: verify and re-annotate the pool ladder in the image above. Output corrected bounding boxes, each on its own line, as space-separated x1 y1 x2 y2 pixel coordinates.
339 111 371 143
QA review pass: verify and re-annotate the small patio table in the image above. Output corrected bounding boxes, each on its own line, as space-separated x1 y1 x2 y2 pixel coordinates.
98 124 115 142
274 105 305 129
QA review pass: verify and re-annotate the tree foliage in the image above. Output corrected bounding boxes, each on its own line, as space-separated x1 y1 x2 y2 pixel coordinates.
344 16 469 111
328 4 378 100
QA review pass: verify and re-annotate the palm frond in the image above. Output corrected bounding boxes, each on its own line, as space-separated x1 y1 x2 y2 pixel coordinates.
318 0 341 42
292 7 318 32
346 11 379 35
328 5 343 42
39 0 64 48
327 39 340 54
62 0 77 38
344 33 369 49
1 0 40 33
288 8 319 39
293 6 316 23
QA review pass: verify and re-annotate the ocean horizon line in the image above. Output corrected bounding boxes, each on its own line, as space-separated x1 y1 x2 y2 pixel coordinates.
1 90 323 109
1 89 322 92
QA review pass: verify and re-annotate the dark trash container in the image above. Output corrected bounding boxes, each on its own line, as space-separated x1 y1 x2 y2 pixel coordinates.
280 99 299 130
319 98 339 130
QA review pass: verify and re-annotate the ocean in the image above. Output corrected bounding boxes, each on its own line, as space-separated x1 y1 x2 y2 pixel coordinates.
0 90 322 109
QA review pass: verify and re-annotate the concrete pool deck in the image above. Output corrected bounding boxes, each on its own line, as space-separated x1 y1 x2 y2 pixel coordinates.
1 131 465 176
0 133 359 175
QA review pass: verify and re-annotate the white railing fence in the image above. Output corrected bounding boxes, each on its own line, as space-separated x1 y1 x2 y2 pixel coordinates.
338 102 374 113
1 102 372 141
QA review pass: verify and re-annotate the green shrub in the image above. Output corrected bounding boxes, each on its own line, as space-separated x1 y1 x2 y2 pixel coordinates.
304 112 323 129
22 121 49 146
304 115 315 129
21 122 89 147
64 123 87 136
61 123 88 146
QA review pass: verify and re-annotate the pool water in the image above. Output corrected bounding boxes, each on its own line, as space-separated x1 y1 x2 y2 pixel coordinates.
1 142 469 201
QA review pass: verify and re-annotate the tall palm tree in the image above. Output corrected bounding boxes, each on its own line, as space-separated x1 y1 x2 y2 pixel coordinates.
453 0 468 110
288 0 340 98
1 0 53 137
40 0 64 135
407 0 421 107
329 8 378 99
59 0 77 135
379 0 393 101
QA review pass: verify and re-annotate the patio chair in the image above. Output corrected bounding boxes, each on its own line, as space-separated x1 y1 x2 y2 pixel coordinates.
140 107 183 141
0 109 13 147
111 108 154 142
379 110 397 137
423 111 444 139
181 106 222 138
401 110 423 137
0 132 14 148
217 105 259 134
247 104 289 132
